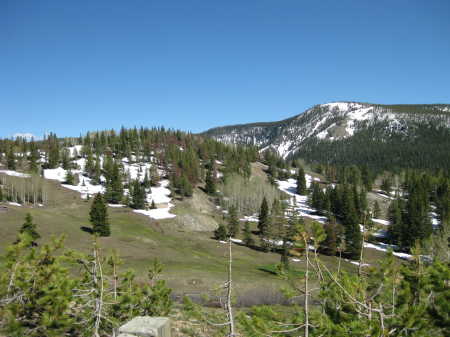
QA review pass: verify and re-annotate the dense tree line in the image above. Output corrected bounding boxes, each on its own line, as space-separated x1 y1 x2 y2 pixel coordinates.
295 120 450 172
0 127 258 206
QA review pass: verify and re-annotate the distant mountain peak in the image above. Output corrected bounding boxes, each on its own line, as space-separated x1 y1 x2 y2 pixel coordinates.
202 102 450 159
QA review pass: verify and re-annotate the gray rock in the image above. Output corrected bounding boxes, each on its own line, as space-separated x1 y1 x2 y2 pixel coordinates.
118 316 171 337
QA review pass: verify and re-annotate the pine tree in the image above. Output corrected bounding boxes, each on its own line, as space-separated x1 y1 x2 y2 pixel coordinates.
131 179 146 209
61 148 70 170
258 197 270 236
205 161 217 195
92 156 102 184
1 236 77 336
150 164 160 186
214 223 228 241
227 205 239 237
19 213 40 245
296 166 307 195
105 161 123 204
90 193 110 236
183 176 193 197
47 133 60 169
6 147 15 170
143 169 151 189
243 221 254 247
310 182 324 212
319 218 342 256
65 169 75 185
28 141 40 173
342 185 362 259
85 150 95 176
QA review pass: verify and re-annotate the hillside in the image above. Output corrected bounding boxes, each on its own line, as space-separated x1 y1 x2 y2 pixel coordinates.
202 102 450 171
0 126 448 337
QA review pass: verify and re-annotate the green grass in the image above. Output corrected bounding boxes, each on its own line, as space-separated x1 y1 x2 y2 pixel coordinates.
0 173 390 301
258 264 305 278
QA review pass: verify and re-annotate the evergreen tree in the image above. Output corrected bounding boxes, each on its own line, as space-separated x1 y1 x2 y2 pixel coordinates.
47 133 60 169
131 179 146 209
18 213 40 245
65 169 75 185
6 147 15 170
61 148 71 170
387 198 404 246
342 185 362 259
85 150 95 176
143 169 151 189
149 164 160 186
150 200 156 209
227 205 240 237
205 160 217 195
214 223 228 241
319 218 343 256
92 156 102 185
28 141 40 173
105 161 123 204
0 236 77 336
296 166 307 195
243 221 254 247
90 193 110 236
257 196 270 237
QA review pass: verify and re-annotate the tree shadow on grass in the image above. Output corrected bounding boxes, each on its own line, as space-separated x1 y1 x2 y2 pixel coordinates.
80 226 93 234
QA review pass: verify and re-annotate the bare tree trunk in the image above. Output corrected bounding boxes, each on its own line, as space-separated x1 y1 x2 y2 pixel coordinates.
304 237 309 337
93 240 104 337
226 238 235 337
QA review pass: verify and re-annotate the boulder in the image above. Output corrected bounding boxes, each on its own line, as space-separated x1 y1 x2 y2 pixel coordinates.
118 317 170 337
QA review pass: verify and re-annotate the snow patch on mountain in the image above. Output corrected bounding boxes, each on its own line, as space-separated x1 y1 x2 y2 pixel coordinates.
204 102 450 159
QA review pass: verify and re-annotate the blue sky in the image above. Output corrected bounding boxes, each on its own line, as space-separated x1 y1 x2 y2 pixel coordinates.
1 0 450 138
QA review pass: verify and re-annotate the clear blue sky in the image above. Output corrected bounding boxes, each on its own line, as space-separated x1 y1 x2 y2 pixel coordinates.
2 0 450 138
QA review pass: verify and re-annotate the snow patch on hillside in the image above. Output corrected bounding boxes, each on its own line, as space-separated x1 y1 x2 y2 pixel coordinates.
44 167 68 182
0 170 31 178
276 175 327 224
134 203 176 220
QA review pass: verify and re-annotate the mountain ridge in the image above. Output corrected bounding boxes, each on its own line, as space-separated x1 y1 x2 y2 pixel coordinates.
201 102 450 166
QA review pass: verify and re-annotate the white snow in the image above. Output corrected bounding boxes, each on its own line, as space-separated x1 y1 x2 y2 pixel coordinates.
146 180 172 204
230 238 243 244
67 145 83 157
8 202 22 207
44 167 67 182
347 260 370 267
134 203 176 220
132 180 176 220
240 215 259 222
291 258 301 262
108 204 126 208
276 176 327 224
122 159 153 182
372 218 390 226
62 175 105 199
430 212 440 228
0 170 31 178
276 140 293 159
364 242 413 260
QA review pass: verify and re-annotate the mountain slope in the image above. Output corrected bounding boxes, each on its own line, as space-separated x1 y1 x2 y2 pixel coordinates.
202 102 450 170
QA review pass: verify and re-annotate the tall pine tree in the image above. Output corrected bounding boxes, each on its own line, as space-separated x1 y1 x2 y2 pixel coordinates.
90 193 110 236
